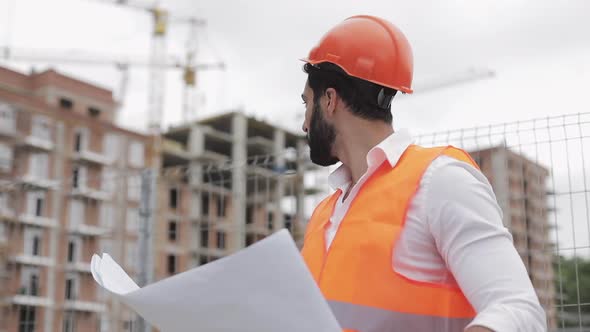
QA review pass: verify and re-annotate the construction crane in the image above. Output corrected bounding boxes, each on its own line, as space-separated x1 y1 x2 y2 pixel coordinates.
91 0 224 133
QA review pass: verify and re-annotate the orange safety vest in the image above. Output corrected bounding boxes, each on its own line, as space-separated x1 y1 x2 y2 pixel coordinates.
301 145 479 332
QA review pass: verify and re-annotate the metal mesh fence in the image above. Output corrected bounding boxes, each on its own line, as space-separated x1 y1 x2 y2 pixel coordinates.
416 112 590 331
1 111 589 331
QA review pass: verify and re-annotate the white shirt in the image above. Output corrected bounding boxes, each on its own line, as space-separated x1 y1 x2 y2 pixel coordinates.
326 129 546 332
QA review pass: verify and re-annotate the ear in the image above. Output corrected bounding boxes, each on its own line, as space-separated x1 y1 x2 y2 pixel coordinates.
324 88 338 118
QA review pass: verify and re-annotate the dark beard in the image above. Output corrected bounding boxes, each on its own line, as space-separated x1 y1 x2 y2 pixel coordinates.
307 103 339 166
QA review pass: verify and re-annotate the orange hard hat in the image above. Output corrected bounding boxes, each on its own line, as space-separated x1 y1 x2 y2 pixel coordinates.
303 15 413 94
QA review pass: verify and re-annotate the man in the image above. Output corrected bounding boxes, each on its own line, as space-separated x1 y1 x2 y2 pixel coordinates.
299 15 546 332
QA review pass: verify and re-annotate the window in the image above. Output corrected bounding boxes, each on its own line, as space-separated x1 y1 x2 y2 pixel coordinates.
128 141 145 167
26 191 45 217
32 236 41 256
18 305 36 332
59 97 73 109
284 214 293 231
167 255 177 275
101 167 117 193
246 205 253 224
0 220 5 242
246 234 255 246
0 143 12 171
169 188 178 209
0 192 8 211
127 175 141 201
200 229 209 247
72 167 79 188
73 128 88 152
125 242 138 271
0 102 16 135
62 311 75 332
65 276 75 300
32 115 52 141
74 132 82 152
29 153 49 178
216 231 226 249
68 199 84 228
215 195 225 217
168 221 177 242
20 267 40 296
201 194 209 216
35 196 43 217
72 166 86 189
24 227 43 256
30 274 39 296
123 320 135 332
103 134 121 163
67 240 76 262
267 211 274 231
126 208 139 233
100 239 113 256
99 203 114 229
88 106 101 118
199 255 208 266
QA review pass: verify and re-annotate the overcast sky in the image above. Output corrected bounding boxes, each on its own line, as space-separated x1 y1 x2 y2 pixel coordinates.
1 0 589 134
1 0 590 253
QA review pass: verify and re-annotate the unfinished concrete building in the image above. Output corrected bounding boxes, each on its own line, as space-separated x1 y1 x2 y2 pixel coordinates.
156 112 320 280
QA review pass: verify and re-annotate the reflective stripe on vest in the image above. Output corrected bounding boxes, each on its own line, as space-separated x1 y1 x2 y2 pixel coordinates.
329 301 473 332
301 145 480 332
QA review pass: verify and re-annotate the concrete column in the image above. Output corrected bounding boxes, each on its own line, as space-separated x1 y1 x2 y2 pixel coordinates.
44 122 64 332
273 129 286 231
188 125 205 265
231 113 247 250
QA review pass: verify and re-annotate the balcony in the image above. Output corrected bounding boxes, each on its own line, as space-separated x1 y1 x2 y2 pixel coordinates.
72 149 111 166
22 135 54 151
20 214 58 228
192 246 226 257
0 207 16 221
63 300 106 313
69 223 107 237
70 186 111 201
10 254 54 267
9 295 53 307
65 261 92 273
0 123 16 138
20 175 58 190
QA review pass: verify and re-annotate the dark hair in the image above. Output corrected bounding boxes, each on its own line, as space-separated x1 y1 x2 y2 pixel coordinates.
303 62 397 124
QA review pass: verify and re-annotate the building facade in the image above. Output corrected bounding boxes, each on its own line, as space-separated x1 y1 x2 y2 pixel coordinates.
471 146 557 329
0 66 154 332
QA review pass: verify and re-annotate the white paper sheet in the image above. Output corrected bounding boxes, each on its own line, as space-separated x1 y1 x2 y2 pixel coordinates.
91 229 341 332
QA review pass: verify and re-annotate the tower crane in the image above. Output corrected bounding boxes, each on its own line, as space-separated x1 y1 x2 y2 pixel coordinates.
90 0 225 133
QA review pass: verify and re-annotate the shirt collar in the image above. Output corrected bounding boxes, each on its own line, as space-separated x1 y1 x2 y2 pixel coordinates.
327 129 414 191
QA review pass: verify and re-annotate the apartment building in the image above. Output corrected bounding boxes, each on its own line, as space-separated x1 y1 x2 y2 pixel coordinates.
0 66 154 332
471 146 557 329
156 112 321 280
